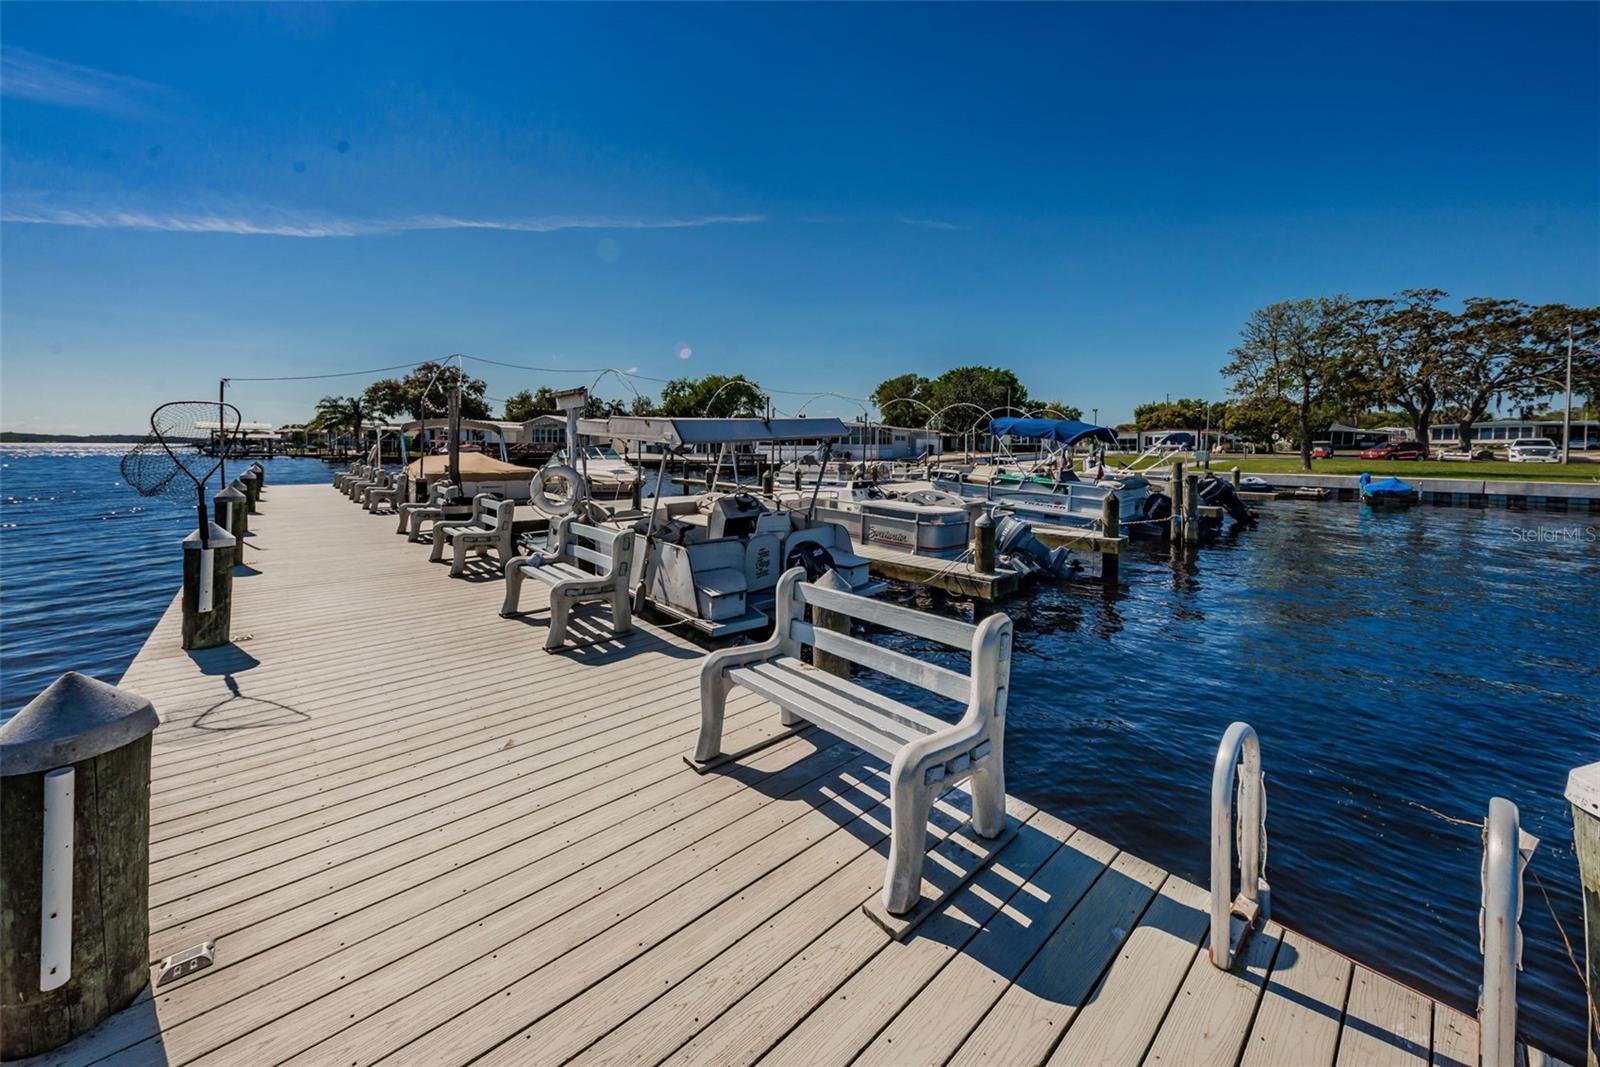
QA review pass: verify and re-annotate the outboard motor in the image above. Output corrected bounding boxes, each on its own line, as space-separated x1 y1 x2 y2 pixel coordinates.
1143 492 1173 524
1196 475 1256 527
785 541 837 583
993 513 1074 577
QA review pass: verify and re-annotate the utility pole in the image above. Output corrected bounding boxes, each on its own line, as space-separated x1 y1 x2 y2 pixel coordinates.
1563 324 1574 464
1092 407 1098 426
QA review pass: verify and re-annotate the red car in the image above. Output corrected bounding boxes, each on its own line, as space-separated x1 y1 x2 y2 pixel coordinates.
1310 442 1335 459
1359 441 1429 460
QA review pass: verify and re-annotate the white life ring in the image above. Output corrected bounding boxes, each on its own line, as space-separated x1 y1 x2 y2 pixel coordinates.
531 464 587 515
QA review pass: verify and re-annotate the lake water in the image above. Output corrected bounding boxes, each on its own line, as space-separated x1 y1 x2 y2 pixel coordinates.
0 445 1593 1058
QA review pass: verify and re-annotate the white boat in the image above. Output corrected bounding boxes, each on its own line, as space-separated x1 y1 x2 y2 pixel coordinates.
929 417 1156 532
584 416 886 638
774 480 971 559
550 445 641 499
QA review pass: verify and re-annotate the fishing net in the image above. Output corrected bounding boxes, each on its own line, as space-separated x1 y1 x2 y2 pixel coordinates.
121 401 243 545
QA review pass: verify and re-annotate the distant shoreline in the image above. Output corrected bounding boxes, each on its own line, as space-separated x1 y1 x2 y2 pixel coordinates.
1 432 144 443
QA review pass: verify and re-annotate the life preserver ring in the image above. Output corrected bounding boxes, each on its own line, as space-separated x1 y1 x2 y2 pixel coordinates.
532 464 587 515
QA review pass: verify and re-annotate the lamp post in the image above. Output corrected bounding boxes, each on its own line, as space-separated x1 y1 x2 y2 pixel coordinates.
1564 324 1574 465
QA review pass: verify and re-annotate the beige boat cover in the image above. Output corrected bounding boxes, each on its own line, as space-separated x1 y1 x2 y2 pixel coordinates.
405 452 534 479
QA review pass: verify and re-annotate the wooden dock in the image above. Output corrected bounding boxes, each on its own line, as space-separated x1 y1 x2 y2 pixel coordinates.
23 483 1570 1067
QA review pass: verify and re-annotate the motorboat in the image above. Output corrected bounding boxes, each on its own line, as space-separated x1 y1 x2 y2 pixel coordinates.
932 417 1156 532
550 444 641 499
581 416 886 638
773 479 971 559
1359 472 1416 508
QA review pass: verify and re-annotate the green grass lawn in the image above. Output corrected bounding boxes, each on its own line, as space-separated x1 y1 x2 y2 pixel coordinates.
1133 455 1600 482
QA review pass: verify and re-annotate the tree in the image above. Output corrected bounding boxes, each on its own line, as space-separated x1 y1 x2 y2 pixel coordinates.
1132 397 1212 431
307 395 370 449
1345 289 1452 444
1223 298 1352 470
921 366 1029 435
363 359 490 421
1031 402 1084 421
502 387 558 422
658 375 763 418
871 374 932 427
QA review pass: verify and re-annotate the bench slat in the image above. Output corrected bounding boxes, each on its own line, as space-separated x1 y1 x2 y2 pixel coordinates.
793 621 971 704
796 582 978 649
730 656 953 740
568 544 612 570
726 662 919 763
524 562 588 585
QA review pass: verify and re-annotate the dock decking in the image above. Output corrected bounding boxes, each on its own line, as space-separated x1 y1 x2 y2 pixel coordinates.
23 483 1566 1067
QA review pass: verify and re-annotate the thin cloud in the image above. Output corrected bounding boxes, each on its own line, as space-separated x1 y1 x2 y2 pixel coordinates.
0 46 175 117
0 205 766 239
896 214 964 231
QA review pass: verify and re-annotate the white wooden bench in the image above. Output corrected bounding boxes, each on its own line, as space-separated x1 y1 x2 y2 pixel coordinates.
500 517 636 650
429 495 517 576
694 567 1013 916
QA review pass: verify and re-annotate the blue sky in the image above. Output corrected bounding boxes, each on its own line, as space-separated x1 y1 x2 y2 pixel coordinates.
2 2 1596 433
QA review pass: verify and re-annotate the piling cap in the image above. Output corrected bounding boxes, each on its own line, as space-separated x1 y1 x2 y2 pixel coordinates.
1567 763 1600 819
183 522 237 550
215 484 246 502
1 672 158 776
239 470 259 483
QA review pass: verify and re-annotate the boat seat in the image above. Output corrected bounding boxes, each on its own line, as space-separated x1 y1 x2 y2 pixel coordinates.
694 569 1012 916
501 518 634 650
693 567 748 622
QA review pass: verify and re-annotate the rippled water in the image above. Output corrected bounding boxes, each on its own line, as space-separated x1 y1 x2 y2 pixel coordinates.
878 502 1596 1059
0 446 1592 1057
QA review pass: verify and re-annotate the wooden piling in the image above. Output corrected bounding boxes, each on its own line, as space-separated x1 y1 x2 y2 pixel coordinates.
0 674 159 1060
809 571 853 681
1184 472 1200 544
181 524 236 650
1231 465 1241 490
1100 494 1120 585
972 513 997 576
1170 461 1185 540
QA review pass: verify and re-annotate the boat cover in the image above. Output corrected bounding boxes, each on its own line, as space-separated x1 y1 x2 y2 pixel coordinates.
1359 472 1414 494
404 452 532 479
989 417 1119 447
583 417 850 447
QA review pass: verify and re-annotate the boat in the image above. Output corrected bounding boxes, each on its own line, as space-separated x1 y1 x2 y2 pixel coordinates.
773 479 971 559
548 444 641 500
1359 471 1416 507
585 416 887 638
932 417 1157 532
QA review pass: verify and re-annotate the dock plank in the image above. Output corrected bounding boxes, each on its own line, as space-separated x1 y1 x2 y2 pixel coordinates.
1241 929 1353 1067
1335 965 1433 1067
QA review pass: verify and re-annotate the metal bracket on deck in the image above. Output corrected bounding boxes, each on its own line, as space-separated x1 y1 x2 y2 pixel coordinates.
157 941 215 987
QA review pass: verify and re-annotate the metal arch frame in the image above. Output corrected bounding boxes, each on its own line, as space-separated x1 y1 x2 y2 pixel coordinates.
1209 720 1269 970
699 378 767 418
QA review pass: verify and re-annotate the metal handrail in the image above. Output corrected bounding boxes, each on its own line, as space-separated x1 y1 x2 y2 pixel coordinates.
1210 721 1270 969
1480 796 1533 1067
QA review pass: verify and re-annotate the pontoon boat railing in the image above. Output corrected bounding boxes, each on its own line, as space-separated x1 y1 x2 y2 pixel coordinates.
1210 721 1269 970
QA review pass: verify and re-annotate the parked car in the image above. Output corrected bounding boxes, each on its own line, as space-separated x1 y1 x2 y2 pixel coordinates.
1310 442 1335 459
1440 447 1496 462
1359 441 1429 460
1508 437 1560 463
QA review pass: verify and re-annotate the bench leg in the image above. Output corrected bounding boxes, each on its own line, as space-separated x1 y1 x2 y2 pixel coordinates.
450 539 468 576
970 751 1006 840
396 508 411 535
545 592 571 650
883 771 933 915
610 583 632 636
694 671 732 764
501 560 526 616
430 527 448 562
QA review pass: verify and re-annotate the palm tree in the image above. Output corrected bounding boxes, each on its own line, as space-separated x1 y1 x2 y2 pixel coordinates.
308 395 369 455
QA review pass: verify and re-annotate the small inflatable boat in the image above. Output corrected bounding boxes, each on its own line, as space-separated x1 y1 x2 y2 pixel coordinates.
1359 472 1416 507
